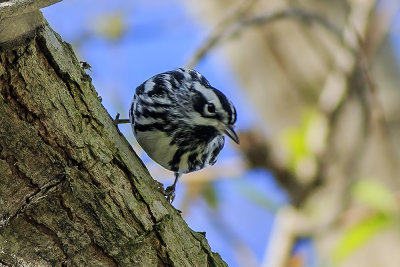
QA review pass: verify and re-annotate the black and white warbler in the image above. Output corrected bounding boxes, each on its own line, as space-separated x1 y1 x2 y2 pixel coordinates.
115 68 239 202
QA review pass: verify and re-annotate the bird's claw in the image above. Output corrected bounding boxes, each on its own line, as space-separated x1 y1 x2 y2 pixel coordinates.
164 185 176 203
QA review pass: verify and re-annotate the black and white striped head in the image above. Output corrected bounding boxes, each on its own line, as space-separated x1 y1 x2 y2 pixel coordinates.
174 68 239 144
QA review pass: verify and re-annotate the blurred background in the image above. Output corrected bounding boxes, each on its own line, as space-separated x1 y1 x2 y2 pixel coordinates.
43 1 400 266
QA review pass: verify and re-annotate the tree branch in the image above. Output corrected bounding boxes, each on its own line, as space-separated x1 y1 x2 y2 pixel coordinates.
185 0 259 68
0 0 60 20
186 7 341 68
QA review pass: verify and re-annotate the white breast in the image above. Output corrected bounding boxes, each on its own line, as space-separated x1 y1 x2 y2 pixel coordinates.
134 129 178 171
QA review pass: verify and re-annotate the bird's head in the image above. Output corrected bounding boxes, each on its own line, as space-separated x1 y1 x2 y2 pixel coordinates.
175 68 239 144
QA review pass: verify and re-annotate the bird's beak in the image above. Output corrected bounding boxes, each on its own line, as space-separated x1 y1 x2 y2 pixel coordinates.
224 125 239 144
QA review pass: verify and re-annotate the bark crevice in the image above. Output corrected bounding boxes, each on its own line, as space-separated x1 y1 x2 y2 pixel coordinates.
24 213 69 261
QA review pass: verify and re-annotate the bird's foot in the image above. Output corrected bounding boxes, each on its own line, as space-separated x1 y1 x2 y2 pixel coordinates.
164 185 176 203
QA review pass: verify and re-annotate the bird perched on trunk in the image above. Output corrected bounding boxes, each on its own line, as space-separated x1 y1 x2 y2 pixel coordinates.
115 68 239 202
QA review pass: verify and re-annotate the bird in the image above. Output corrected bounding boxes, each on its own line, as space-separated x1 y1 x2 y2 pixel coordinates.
115 68 239 202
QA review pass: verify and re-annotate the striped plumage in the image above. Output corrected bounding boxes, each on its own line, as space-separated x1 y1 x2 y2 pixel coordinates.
128 68 238 201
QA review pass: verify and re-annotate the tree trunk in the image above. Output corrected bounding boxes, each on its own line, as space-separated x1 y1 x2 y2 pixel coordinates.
0 2 226 266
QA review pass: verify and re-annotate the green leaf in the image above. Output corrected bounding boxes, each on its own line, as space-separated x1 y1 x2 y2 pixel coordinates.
332 213 392 264
352 179 397 215
283 126 309 168
93 12 126 40
281 109 321 175
202 183 218 209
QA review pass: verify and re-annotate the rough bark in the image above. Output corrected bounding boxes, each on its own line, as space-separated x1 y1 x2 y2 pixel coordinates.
0 3 227 267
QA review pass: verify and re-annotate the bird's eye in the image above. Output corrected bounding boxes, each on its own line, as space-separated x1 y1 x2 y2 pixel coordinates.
207 103 215 113
205 103 216 115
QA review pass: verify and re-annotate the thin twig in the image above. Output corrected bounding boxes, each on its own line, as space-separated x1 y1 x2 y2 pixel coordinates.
356 33 399 174
356 33 388 134
114 113 130 125
186 0 259 69
234 8 341 38
186 8 341 68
